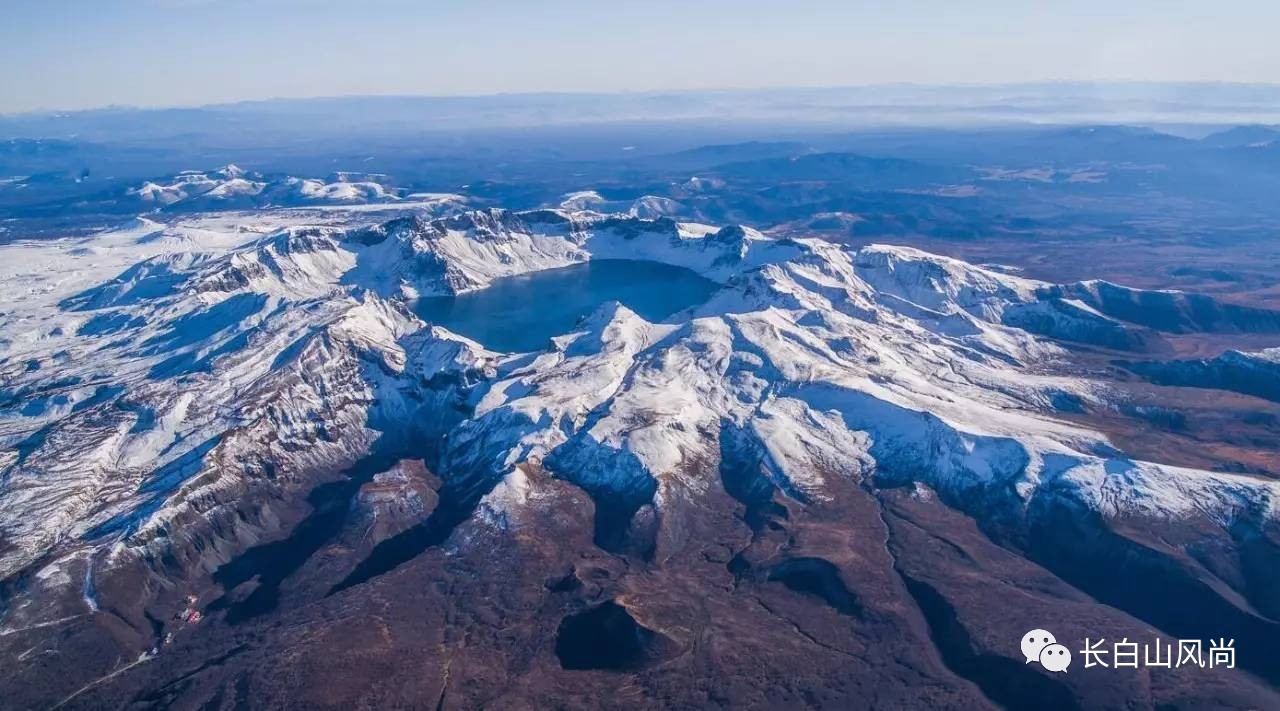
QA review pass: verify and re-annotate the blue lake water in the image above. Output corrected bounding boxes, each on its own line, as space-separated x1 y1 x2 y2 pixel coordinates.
413 259 719 352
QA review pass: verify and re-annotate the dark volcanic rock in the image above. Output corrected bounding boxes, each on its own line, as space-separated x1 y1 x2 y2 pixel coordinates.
554 600 681 671
879 485 1280 710
344 459 440 550
1124 347 1280 402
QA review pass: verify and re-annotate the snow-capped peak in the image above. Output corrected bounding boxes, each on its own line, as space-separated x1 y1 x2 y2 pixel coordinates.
2 207 1279 646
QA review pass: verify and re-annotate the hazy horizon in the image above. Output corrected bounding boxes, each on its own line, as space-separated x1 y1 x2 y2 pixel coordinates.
5 80 1280 117
4 0 1280 114
5 83 1280 143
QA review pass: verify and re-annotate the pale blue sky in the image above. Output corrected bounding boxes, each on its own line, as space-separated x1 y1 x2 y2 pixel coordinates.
2 0 1278 113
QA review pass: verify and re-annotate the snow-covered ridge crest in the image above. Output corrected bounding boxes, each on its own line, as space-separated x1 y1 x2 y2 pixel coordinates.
126 165 423 211
2 207 1279 599
347 207 797 298
336 209 1279 537
558 190 684 219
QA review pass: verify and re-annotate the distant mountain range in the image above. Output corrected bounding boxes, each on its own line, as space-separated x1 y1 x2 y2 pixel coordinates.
126 164 403 210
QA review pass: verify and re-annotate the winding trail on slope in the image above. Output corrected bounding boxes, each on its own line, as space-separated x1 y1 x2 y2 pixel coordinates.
871 489 1078 711
51 651 154 710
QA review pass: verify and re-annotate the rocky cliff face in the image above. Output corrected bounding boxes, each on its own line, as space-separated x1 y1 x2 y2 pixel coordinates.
2 209 1279 708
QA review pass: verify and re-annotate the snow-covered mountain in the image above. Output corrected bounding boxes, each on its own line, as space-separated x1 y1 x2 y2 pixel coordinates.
2 208 1279 707
558 190 685 218
126 165 427 211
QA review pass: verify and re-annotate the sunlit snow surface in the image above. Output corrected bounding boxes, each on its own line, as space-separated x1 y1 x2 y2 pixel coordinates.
0 205 1276 604
125 165 424 210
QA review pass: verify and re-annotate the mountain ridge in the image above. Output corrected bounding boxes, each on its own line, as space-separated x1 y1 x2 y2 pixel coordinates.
2 207 1279 707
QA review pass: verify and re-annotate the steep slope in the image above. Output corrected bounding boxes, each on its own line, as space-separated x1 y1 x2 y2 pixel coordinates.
2 208 1279 708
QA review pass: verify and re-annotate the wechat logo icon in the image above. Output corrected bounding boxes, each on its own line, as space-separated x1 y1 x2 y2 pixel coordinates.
1022 629 1072 673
